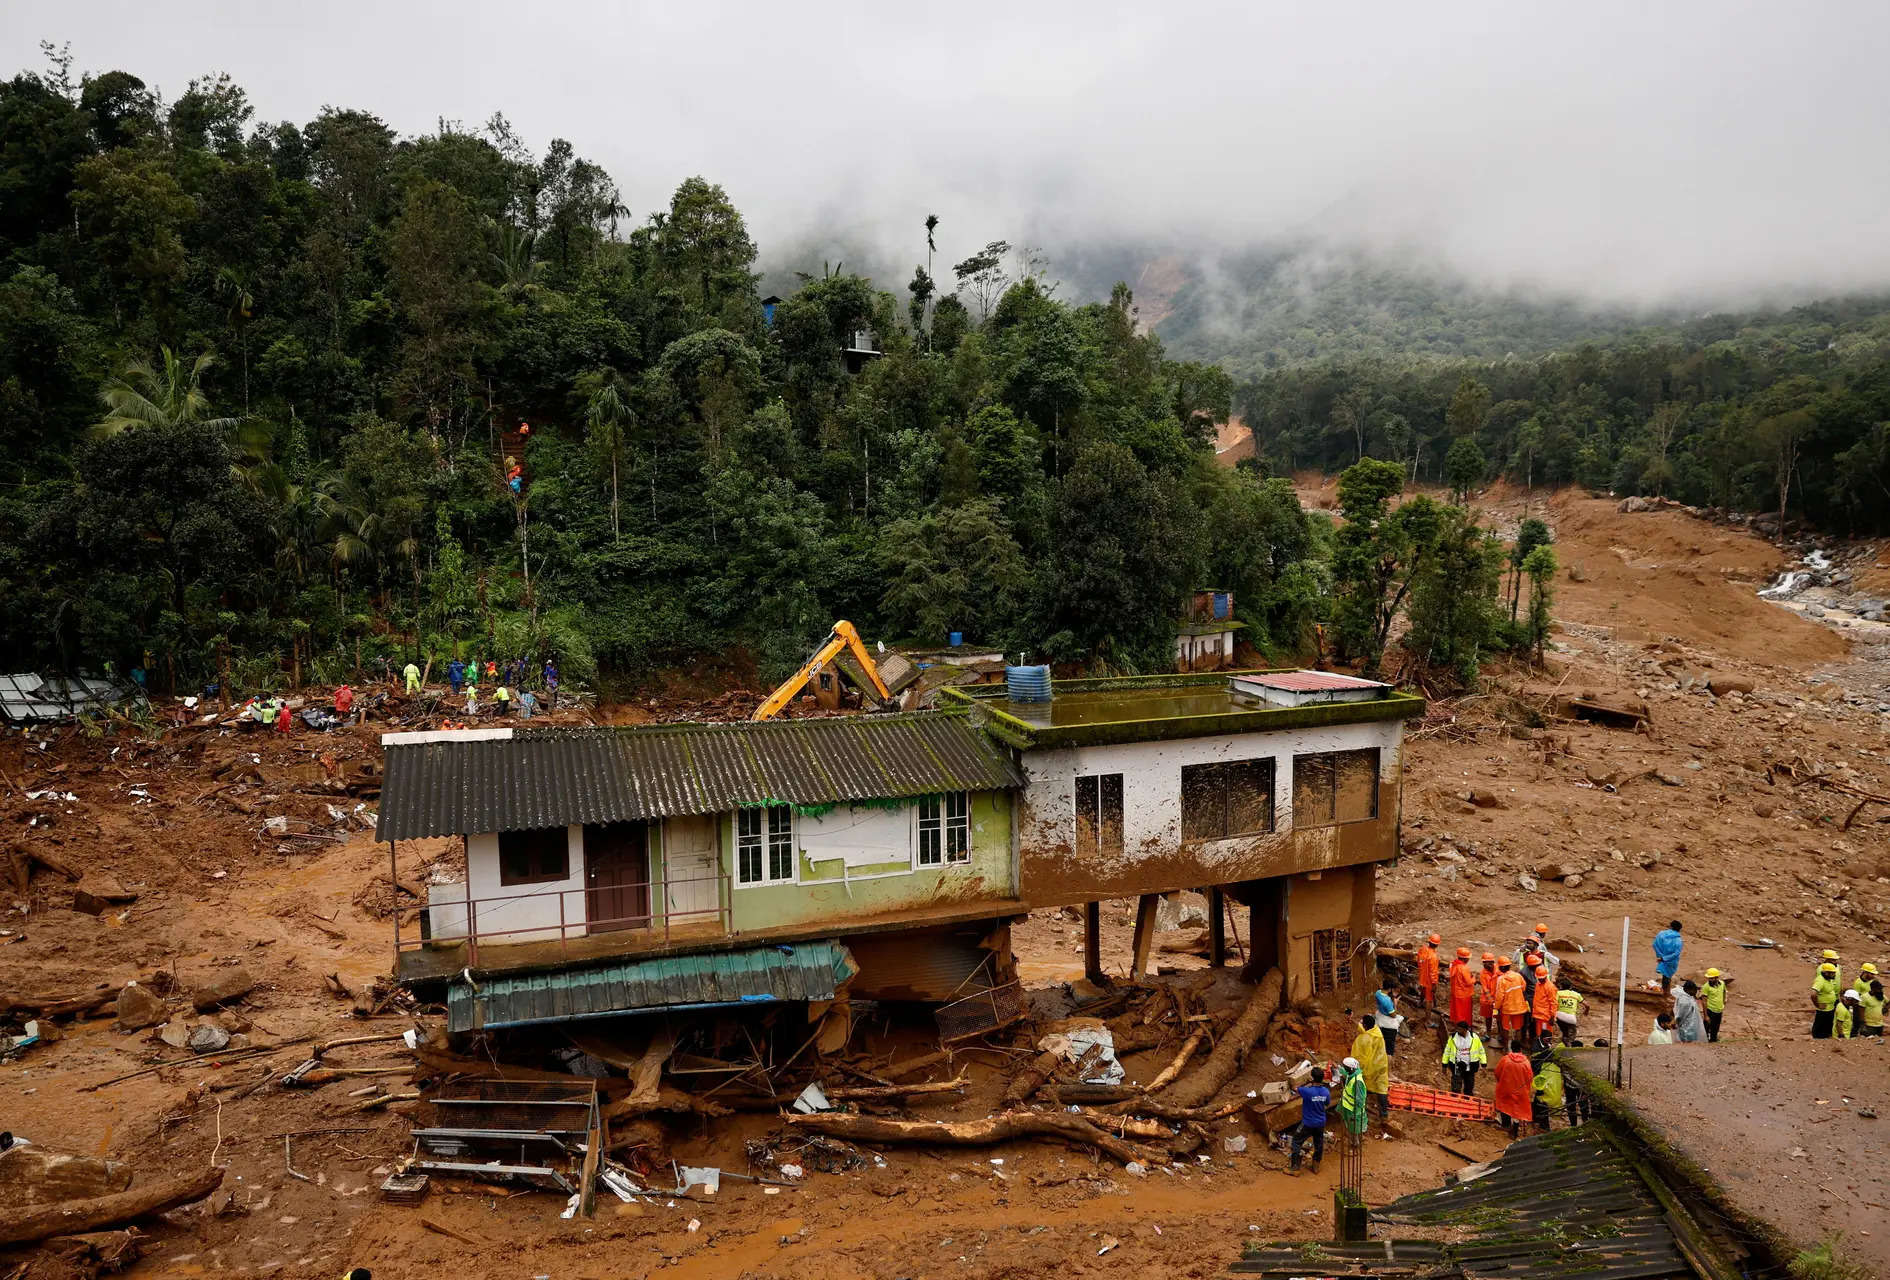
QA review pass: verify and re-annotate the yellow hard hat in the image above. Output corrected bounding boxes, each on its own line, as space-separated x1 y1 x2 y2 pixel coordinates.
1704 968 1720 979
1823 949 1841 960
1864 963 1880 975
1820 963 1838 974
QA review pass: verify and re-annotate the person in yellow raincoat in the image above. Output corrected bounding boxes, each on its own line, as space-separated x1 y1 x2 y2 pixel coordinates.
1350 1014 1390 1130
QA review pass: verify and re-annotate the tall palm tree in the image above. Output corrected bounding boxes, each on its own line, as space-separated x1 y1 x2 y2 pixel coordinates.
215 269 256 412
93 347 240 438
584 377 632 541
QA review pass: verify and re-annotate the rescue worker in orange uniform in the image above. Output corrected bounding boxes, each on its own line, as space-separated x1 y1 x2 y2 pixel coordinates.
1417 934 1442 1009
1494 957 1528 1043
1531 960 1560 1048
1447 946 1477 1026
1479 952 1501 1039
1493 1042 1535 1136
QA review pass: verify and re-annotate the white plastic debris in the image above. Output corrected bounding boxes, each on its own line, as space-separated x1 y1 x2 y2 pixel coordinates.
791 1083 833 1114
1036 1022 1123 1085
678 1166 721 1196
560 1193 581 1219
778 1163 804 1179
686 1218 700 1233
1123 1162 1147 1177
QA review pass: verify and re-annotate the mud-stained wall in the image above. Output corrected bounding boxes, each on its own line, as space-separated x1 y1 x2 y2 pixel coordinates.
1278 864 1377 1002
1017 720 1403 905
727 791 1014 932
442 825 588 943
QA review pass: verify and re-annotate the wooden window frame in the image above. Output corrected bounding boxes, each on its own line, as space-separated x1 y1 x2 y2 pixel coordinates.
1310 926 1354 994
917 792 972 867
736 805 796 887
497 826 570 886
1074 773 1124 859
1292 749 1380 829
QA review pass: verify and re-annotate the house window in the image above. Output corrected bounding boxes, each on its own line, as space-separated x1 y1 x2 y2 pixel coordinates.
1181 758 1275 841
498 827 570 886
918 793 971 866
1292 749 1380 828
736 806 795 885
1074 773 1124 859
1310 927 1354 994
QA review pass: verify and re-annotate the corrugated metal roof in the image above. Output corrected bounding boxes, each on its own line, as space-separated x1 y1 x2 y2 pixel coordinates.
447 941 859 1031
1232 1125 1707 1279
377 712 1023 841
1250 670 1386 692
0 673 142 724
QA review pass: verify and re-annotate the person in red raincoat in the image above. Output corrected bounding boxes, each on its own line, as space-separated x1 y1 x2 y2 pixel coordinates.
275 701 292 734
1447 947 1477 1025
1493 1044 1534 1135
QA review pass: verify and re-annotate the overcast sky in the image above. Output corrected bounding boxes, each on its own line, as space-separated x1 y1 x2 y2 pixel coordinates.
6 2 1889 306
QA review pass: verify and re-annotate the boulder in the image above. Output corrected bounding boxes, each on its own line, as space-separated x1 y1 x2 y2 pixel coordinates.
157 1020 191 1049
1155 890 1210 932
1465 789 1504 809
1619 496 1653 513
113 982 167 1033
1563 874 1584 888
190 968 255 1013
70 875 136 917
187 1024 231 1054
1518 874 1539 893
1707 677 1756 698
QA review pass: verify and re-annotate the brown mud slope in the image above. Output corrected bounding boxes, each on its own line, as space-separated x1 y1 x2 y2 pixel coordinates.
1525 488 1846 667
1611 1041 1890 1277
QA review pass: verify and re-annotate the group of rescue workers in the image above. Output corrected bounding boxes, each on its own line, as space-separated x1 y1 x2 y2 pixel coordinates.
1809 948 1888 1040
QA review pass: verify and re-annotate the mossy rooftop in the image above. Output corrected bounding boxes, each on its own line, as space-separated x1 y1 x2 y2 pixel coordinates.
942 671 1425 749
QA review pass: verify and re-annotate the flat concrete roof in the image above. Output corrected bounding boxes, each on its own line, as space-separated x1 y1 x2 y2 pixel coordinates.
942 671 1424 749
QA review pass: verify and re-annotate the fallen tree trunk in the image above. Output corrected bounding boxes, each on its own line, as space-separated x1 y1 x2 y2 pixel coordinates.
783 1110 1163 1167
826 1073 967 1101
1071 1109 1171 1139
1142 1027 1206 1094
1161 966 1283 1109
0 1147 134 1206
0 1168 223 1247
1002 1050 1060 1105
1040 1083 1141 1104
881 1049 953 1081
1098 1096 1247 1122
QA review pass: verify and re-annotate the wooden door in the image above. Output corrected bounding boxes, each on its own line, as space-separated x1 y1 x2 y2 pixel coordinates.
584 821 649 934
664 815 720 923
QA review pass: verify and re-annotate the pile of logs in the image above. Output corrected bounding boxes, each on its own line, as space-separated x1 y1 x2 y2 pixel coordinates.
0 1142 222 1267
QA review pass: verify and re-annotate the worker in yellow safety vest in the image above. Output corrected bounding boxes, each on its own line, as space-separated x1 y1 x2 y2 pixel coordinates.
1857 971 1886 1039
1821 949 1843 987
1836 989 1858 1039
1553 985 1586 1047
1812 962 1842 1039
1699 969 1729 1043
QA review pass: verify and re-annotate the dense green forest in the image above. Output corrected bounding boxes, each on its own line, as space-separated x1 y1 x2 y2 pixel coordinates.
1 50 1877 696
0 52 1328 692
1228 293 1890 534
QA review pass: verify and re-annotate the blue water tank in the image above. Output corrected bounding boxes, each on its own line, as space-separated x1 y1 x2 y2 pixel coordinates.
1006 665 1052 703
948 631 963 647
1213 592 1230 619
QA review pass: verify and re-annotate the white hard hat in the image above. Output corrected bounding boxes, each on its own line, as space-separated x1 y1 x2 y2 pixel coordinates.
1342 1057 1361 1071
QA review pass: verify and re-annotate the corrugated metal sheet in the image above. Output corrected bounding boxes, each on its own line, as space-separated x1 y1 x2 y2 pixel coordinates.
377 711 1023 841
447 941 859 1031
0 673 142 724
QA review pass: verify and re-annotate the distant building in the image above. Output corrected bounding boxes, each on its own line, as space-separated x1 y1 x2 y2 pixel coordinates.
1176 589 1241 671
842 328 883 375
761 294 782 326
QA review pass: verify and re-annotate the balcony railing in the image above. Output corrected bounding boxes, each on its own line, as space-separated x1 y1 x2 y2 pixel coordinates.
396 870 731 969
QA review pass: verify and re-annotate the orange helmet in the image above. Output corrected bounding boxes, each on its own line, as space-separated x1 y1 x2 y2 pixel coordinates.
1456 946 1472 959
1498 957 1512 969
1526 953 1542 968
1535 923 1549 935
1481 951 1496 963
1429 933 1443 945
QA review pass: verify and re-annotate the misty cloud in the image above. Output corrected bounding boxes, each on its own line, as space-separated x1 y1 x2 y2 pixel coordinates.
8 1 1889 306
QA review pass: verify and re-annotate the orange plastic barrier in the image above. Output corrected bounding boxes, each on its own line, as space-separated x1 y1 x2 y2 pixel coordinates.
1387 1081 1498 1121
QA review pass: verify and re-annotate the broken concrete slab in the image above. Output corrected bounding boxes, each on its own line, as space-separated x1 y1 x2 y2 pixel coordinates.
190 968 254 1012
112 983 166 1033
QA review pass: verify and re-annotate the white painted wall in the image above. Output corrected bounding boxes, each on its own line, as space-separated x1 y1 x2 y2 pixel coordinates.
797 804 917 872
1173 632 1234 666
427 826 587 944
1018 719 1402 874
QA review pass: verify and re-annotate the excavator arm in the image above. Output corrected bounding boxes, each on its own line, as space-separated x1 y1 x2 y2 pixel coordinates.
751 620 892 721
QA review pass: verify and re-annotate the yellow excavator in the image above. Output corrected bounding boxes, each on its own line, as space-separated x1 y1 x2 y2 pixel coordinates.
752 620 892 721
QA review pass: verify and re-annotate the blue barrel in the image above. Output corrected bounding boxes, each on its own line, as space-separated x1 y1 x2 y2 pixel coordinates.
1006 665 1052 702
948 631 963 647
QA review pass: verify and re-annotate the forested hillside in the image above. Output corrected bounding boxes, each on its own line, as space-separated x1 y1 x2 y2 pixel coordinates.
0 54 1308 691
1230 295 1890 535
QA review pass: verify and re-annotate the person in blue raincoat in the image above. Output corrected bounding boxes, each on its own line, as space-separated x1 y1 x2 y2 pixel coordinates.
1652 920 1684 994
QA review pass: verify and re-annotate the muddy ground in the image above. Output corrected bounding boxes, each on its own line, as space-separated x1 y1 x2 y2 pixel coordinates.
5 488 1890 1277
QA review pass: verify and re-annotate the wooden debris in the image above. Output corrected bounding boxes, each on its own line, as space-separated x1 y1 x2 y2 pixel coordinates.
783 1109 1164 1168
1162 966 1283 1108
0 1147 133 1206
825 1073 968 1101
0 1167 223 1247
1142 1027 1206 1094
881 1049 953 1081
1002 1050 1060 1105
420 1216 490 1248
43 1228 142 1277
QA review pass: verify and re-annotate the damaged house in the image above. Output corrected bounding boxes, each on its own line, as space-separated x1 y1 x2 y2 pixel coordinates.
379 670 1421 1040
